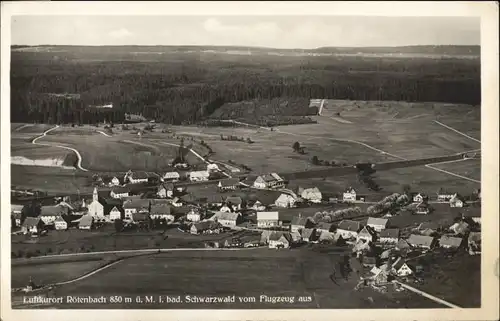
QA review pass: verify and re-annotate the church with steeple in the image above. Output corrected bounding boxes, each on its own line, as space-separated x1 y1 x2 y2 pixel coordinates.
87 187 105 219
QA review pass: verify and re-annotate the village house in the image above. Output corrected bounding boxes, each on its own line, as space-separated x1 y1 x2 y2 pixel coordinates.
190 220 221 235
203 195 225 208
187 208 203 222
274 193 296 208
110 186 130 199
396 238 411 251
449 193 466 208
149 204 174 222
336 220 361 240
125 170 150 184
467 232 481 255
54 216 68 230
407 234 436 249
11 204 24 227
391 257 414 277
268 232 293 249
439 235 463 249
370 266 391 285
225 196 243 211
219 203 232 213
218 178 240 191
250 200 267 211
123 199 150 220
21 217 45 234
412 193 428 204
257 211 280 228
415 203 431 215
437 190 455 202
449 221 470 235
342 187 357 202
157 183 174 199
207 163 220 172
253 173 285 189
416 222 439 236
209 211 241 228
300 187 322 203
357 226 377 243
163 171 180 182
290 231 302 243
300 228 318 243
108 205 124 221
39 205 69 225
379 228 400 244
108 176 121 187
131 212 149 224
366 217 389 232
462 212 481 225
189 170 210 182
290 215 314 233
78 215 94 230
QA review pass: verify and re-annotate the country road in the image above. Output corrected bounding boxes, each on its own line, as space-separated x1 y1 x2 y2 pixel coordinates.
392 280 462 309
31 125 89 172
433 120 481 144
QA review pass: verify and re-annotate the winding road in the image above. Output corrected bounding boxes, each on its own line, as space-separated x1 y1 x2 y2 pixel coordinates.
31 125 88 172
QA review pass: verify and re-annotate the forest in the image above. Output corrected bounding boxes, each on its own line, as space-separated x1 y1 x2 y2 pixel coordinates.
10 46 481 125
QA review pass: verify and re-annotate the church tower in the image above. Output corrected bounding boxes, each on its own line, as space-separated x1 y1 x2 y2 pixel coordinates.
93 187 99 202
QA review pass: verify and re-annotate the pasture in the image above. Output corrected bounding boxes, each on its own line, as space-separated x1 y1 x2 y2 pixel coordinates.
44 249 440 309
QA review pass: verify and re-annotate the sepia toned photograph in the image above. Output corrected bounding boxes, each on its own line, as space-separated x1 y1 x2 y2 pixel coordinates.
1 1 498 321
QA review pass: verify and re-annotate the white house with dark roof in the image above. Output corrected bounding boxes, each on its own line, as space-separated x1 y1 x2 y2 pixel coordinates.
125 170 150 184
449 193 466 208
407 234 436 249
54 216 68 230
379 228 400 244
357 226 377 243
290 215 313 233
110 186 130 199
157 183 174 199
187 208 203 222
268 232 293 249
253 173 285 189
391 258 414 277
218 178 240 191
275 193 296 208
21 217 45 234
257 211 280 228
337 220 361 239
149 204 174 222
209 211 241 228
109 206 124 221
366 217 388 232
163 171 180 182
343 188 357 202
123 199 150 219
39 205 69 225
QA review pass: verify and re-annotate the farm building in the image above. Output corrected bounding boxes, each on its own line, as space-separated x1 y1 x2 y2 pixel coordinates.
110 186 130 199
274 193 296 208
157 183 175 199
189 170 210 182
448 221 469 235
218 178 240 191
163 171 180 182
449 193 466 208
439 235 463 249
300 187 322 203
21 217 45 234
316 222 333 234
379 228 400 244
357 226 377 243
125 170 150 184
203 195 225 208
468 232 481 255
290 215 314 233
253 173 285 189
396 238 411 250
268 232 293 249
209 211 241 228
342 187 357 202
337 220 361 240
149 204 174 222
54 216 68 230
123 199 150 219
366 217 388 232
225 196 243 211
407 234 436 249
300 228 318 243
257 211 280 228
190 220 221 235
78 215 94 230
39 205 69 225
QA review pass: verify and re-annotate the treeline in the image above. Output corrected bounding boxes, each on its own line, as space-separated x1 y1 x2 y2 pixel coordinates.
11 50 480 125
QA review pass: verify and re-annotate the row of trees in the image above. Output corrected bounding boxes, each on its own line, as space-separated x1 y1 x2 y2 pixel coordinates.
366 193 412 216
312 207 363 223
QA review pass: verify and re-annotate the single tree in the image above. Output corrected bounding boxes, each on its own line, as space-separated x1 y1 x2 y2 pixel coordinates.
311 155 319 165
292 141 301 152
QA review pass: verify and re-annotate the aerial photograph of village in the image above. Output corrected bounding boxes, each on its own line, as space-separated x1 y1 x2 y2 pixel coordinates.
9 14 482 309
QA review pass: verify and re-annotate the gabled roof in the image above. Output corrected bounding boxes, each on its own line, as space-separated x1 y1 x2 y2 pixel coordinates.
123 199 150 209
269 231 292 242
192 220 220 231
257 173 283 182
275 193 294 202
468 232 481 243
257 211 279 221
337 220 361 232
130 171 150 179
344 187 356 193
359 226 376 236
111 186 130 194
79 215 93 226
316 222 333 231
159 183 175 191
22 217 42 227
163 171 180 178
132 212 149 221
220 178 240 187
417 222 439 231
407 234 435 247
54 216 68 223
210 211 240 221
392 257 413 272
291 216 310 226
11 204 24 213
367 217 388 227
40 205 68 217
439 235 463 248
300 228 316 239
379 228 400 239
150 204 172 215
226 196 243 205
106 205 124 215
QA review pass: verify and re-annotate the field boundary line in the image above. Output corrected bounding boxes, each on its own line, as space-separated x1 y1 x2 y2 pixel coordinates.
425 164 480 183
392 280 462 309
433 120 481 143
97 130 112 137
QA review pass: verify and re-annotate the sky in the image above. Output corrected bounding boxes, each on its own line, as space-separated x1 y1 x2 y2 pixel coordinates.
11 16 480 48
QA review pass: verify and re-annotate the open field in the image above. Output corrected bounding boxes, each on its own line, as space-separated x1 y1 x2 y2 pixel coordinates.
431 159 481 181
23 249 441 309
